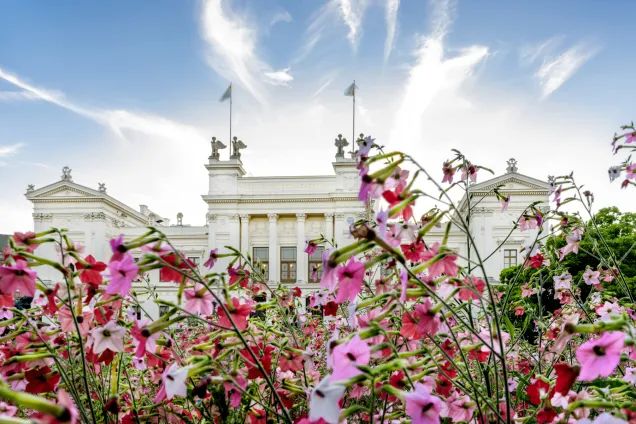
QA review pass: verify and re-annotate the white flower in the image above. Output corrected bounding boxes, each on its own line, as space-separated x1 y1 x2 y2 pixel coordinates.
163 363 190 400
91 321 125 354
553 272 572 291
309 376 345 424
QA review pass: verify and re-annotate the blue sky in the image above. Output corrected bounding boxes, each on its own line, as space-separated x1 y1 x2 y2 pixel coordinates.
1 0 634 232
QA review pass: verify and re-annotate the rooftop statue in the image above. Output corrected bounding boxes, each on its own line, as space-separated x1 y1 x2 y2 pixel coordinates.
61 166 73 182
334 134 348 159
231 136 247 160
210 137 227 160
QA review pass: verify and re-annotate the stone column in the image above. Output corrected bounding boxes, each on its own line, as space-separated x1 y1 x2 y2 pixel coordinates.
334 213 347 248
240 214 250 257
268 213 279 283
206 213 217 250
296 213 307 284
229 214 241 258
324 212 334 245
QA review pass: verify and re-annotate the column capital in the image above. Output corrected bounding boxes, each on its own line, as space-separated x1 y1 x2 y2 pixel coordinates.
206 212 217 223
335 213 346 219
229 214 240 222
267 213 278 222
324 212 335 218
239 213 250 220
295 213 307 221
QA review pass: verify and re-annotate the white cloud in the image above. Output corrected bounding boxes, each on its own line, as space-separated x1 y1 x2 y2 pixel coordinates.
384 0 399 61
0 143 23 157
338 0 368 49
535 43 598 99
270 10 292 27
390 0 488 146
0 90 41 101
199 0 293 103
0 66 204 143
264 68 294 86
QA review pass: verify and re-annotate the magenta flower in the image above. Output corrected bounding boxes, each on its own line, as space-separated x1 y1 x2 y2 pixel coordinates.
304 241 318 255
330 335 370 381
109 234 127 261
335 258 365 303
0 260 37 298
184 284 215 316
203 248 219 269
404 383 443 424
576 331 625 381
105 254 139 297
320 249 339 292
626 131 636 143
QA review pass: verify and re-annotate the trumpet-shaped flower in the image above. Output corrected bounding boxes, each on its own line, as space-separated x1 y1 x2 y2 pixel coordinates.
335 258 365 303
330 335 370 382
309 376 345 424
404 383 443 424
91 321 125 354
105 254 138 297
576 331 625 381
0 260 36 297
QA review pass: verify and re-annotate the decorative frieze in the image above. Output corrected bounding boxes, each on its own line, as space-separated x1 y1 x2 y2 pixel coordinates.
33 213 53 222
84 212 106 221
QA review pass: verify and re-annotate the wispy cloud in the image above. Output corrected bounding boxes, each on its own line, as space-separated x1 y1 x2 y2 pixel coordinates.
536 44 598 99
199 0 293 103
0 143 23 157
0 90 41 101
390 0 488 145
384 0 400 61
338 0 368 49
0 66 204 142
264 68 293 86
270 10 292 27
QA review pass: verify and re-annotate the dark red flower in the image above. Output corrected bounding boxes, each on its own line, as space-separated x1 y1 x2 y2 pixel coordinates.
25 366 60 393
553 363 579 395
527 378 550 405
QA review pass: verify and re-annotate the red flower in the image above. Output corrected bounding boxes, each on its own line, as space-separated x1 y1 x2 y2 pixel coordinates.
323 301 338 316
76 255 106 286
228 267 250 288
218 298 253 331
382 190 413 221
536 408 557 424
527 378 550 405
458 276 485 301
553 363 579 395
401 241 425 262
240 343 275 379
25 366 60 394
435 376 453 396
44 283 59 315
526 253 545 269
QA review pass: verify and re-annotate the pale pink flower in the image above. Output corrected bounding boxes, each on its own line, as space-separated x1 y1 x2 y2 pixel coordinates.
330 335 370 381
553 272 572 292
309 375 345 424
583 268 600 286
518 216 538 232
105 254 139 297
622 366 636 385
203 248 219 268
320 249 339 292
576 331 625 381
0 260 36 297
334 258 365 303
91 321 125 354
184 284 215 316
578 413 628 424
404 383 443 424
595 301 621 321
0 401 17 416
559 228 583 260
58 307 92 336
441 393 475 423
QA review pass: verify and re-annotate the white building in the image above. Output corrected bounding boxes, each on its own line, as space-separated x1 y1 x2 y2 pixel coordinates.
25 135 549 317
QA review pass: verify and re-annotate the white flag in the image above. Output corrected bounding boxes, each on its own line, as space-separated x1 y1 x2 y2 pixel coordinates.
220 84 232 102
344 81 357 97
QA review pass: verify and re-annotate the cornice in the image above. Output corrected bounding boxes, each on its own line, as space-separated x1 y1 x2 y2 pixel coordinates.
202 196 361 204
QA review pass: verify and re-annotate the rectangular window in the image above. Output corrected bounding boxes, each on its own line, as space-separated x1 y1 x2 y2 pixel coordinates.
504 249 518 268
187 256 200 266
280 247 297 283
253 247 269 280
308 246 325 283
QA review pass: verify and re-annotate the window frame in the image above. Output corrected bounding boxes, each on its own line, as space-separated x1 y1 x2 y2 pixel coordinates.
253 247 270 280
503 248 518 268
280 246 297 283
308 245 325 283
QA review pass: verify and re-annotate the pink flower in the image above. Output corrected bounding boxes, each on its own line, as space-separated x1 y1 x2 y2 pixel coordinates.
583 268 600 286
559 227 583 260
460 162 478 183
330 335 370 381
105 254 139 297
335 258 365 303
304 241 318 255
399 269 408 303
320 249 339 292
109 234 127 261
400 298 441 340
442 161 455 184
625 163 636 180
626 131 636 143
500 195 510 212
404 383 443 424
58 307 92 336
421 243 458 278
309 376 345 424
131 320 159 358
553 272 572 292
576 331 625 381
0 260 37 297
203 248 219 269
518 216 538 231
91 321 125 354
184 284 215 316
441 393 475 423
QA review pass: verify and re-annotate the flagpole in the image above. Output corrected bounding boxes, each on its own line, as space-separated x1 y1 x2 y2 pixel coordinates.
229 83 233 151
352 79 356 157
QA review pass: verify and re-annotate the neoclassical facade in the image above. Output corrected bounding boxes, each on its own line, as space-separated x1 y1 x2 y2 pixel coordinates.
25 136 550 318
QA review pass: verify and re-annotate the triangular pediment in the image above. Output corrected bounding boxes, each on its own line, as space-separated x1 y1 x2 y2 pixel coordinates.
26 181 101 200
469 172 550 193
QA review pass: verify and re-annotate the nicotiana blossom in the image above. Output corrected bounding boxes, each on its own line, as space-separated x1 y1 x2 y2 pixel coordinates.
184 284 215 316
559 227 583 260
329 335 370 381
576 331 625 381
309 376 346 424
400 298 441 340
583 268 601 285
155 363 191 402
203 248 219 269
91 321 125 354
335 258 365 303
578 413 628 424
553 272 572 292
0 259 37 298
105 254 139 297
404 383 443 424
